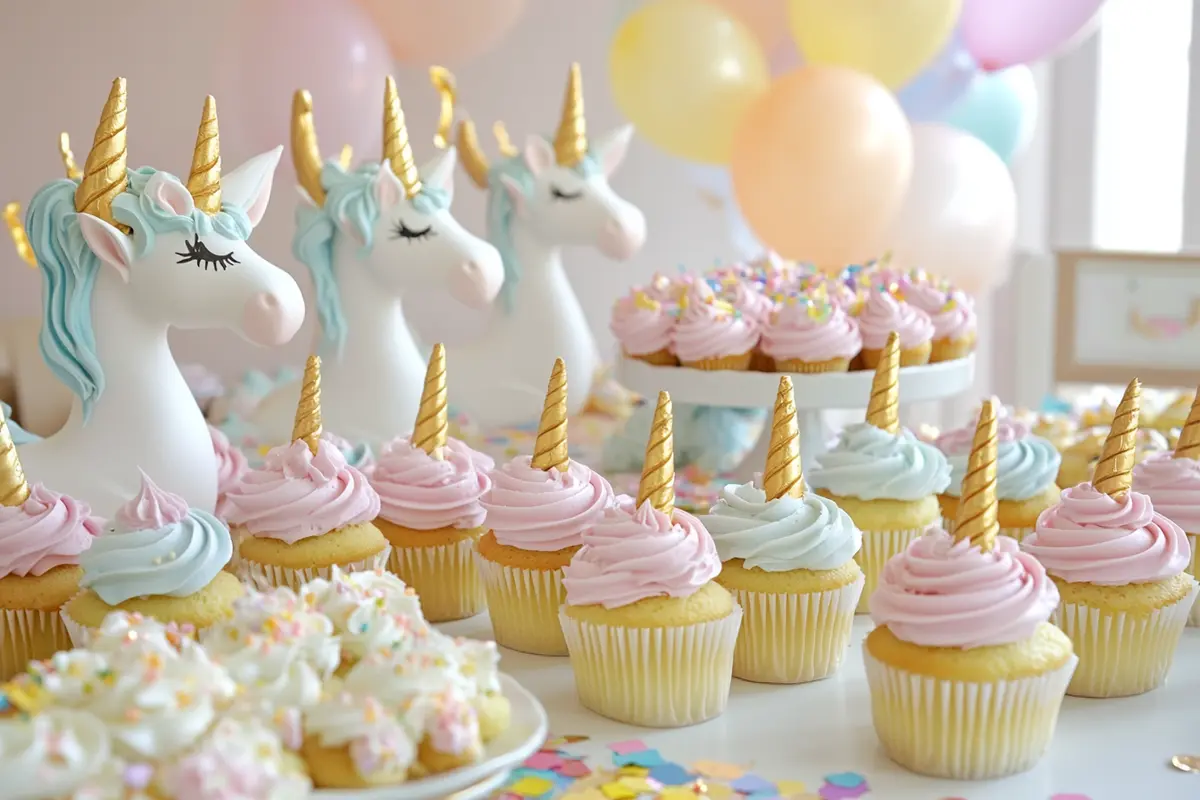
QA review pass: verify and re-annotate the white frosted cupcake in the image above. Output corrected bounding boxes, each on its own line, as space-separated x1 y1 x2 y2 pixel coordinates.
159 716 312 798
0 709 115 798
300 692 417 789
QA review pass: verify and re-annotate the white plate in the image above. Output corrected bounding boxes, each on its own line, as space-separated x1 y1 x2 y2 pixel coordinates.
314 673 548 799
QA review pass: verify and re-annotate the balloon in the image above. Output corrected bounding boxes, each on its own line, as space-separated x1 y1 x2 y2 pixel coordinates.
216 0 393 158
768 40 803 76
355 0 527 65
730 66 913 267
897 30 978 122
787 0 962 88
885 124 1017 293
706 0 791 54
942 66 1037 164
960 0 1105 70
611 0 771 164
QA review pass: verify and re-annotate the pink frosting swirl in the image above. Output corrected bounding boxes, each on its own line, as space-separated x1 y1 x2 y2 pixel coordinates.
727 281 776 326
936 415 1030 454
646 272 690 303
870 529 1060 648
225 439 381 544
370 437 493 530
899 278 947 314
209 426 248 521
482 456 615 551
672 282 759 363
856 288 936 350
610 293 674 357
926 291 977 342
562 497 721 608
0 484 99 577
1024 484 1191 585
1133 453 1200 533
115 471 189 531
761 300 862 362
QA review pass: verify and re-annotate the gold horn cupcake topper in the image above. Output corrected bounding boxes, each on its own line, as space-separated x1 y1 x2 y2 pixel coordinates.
430 66 456 150
291 89 326 206
0 405 30 507
75 77 129 233
865 331 900 434
763 376 804 500
412 343 449 460
554 63 587 168
636 391 675 517
382 76 422 199
954 399 999 552
531 358 569 472
1092 378 1141 501
292 355 323 455
187 95 222 215
1174 387 1200 460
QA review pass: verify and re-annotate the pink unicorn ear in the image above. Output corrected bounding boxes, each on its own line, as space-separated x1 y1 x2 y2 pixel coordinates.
374 161 404 209
78 213 133 282
521 135 555 175
144 173 194 217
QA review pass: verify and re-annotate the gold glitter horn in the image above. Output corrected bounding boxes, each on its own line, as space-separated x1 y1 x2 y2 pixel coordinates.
954 398 999 552
455 118 491 189
554 63 587 167
187 95 221 215
865 331 900 434
1092 378 1141 501
291 89 326 206
74 77 129 233
382 76 422 199
763 376 804 500
636 391 675 517
1174 387 1200 460
0 405 30 507
59 133 82 180
292 355 323 455
531 358 569 472
412 344 449 460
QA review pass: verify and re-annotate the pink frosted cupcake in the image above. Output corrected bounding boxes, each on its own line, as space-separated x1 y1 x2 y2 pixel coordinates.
611 290 677 366
762 295 862 374
210 425 249 525
673 281 758 371
856 285 935 367
903 278 977 362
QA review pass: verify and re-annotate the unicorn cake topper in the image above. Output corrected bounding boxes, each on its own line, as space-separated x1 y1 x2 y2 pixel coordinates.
383 75 422 199
531 358 570 472
1093 378 1141 500
293 355 323 455
186 96 222 215
954 399 999 552
637 391 675 518
411 343 449 460
1173 386 1200 460
554 63 587 168
74 77 129 232
865 332 901 434
0 405 31 507
763 376 803 501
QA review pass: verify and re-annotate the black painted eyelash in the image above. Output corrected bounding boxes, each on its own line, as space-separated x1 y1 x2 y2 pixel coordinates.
391 221 435 241
550 185 583 201
175 235 239 271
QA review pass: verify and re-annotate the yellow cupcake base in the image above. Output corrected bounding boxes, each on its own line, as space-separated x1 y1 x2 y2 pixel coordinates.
773 356 851 374
0 566 81 680
930 333 976 363
239 547 389 593
680 351 753 371
862 341 932 368
301 736 409 789
237 522 390 592
378 520 485 623
476 556 569 656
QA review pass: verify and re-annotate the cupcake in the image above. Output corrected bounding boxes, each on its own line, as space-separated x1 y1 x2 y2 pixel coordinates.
856 286 935 368
864 399 1076 780
301 692 416 789
611 290 677 366
807 333 951 612
226 355 389 591
0 410 98 679
210 425 249 524
369 344 493 622
477 358 614 655
700 376 864 683
63 471 242 643
672 281 758 371
901 277 977 363
1023 379 1198 698
761 292 861 374
936 409 1060 542
0 708 115 798
726 279 776 371
160 716 313 799
1032 413 1081 452
560 391 742 727
1149 391 1193 433
1057 425 1169 488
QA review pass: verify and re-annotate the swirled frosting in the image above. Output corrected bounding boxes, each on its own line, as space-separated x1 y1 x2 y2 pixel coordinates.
203 586 341 680
672 282 759 362
482 455 615 551
304 694 415 779
163 717 311 800
1 709 112 800
210 425 249 522
562 497 721 608
0 484 98 578
808 423 951 501
899 277 949 314
727 280 776 326
1134 453 1200 533
870 528 1060 648
371 437 493 530
937 418 1060 500
1024 484 1191 585
699 482 861 571
80 473 232 606
322 431 376 473
225 439 380 543
926 291 976 342
611 293 675 356
301 568 427 660
856 287 935 350
761 300 861 363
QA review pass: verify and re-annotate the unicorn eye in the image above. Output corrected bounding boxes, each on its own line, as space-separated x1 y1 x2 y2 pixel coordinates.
550 186 583 201
175 235 238 271
391 221 435 241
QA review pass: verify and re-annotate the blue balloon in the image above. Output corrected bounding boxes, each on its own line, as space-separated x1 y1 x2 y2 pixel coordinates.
897 31 978 122
941 65 1038 164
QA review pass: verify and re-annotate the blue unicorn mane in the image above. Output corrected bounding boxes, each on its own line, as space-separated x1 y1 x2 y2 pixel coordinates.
25 167 253 422
293 160 449 358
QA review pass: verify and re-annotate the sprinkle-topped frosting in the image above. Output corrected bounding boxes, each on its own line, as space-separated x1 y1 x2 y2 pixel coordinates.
808 423 951 501
301 568 427 660
0 708 113 800
1133 452 1200 533
370 437 493 530
482 455 615 551
0 484 98 578
163 717 311 800
760 298 861 363
856 287 935 350
937 417 1060 500
1023 484 1191 585
202 587 341 681
304 693 416 779
926 290 977 342
672 281 759 363
209 425 249 522
611 290 675 357
870 528 1060 648
726 280 776 326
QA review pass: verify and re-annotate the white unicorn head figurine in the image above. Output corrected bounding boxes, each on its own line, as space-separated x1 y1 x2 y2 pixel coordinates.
16 78 305 515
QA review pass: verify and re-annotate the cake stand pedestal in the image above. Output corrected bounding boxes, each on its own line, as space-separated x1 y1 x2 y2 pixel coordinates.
615 355 976 479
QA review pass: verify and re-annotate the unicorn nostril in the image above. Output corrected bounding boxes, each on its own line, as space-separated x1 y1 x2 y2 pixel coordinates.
242 291 303 346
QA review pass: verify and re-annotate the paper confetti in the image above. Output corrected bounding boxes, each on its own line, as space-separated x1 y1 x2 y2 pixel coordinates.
608 739 649 756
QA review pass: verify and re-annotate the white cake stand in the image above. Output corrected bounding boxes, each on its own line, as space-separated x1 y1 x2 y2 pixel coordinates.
615 355 976 478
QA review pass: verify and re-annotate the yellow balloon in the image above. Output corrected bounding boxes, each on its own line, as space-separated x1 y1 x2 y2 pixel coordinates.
787 0 961 89
610 0 770 164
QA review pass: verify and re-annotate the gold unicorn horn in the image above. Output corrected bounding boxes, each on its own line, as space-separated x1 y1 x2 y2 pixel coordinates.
531 358 569 471
292 355 323 455
456 120 491 189
74 77 129 232
59 133 81 180
430 66 456 150
953 399 999 552
763 376 804 500
382 76 422 199
1174 387 1200 460
412 344 449 460
636 391 675 517
291 90 325 206
187 95 222 215
1093 378 1141 500
4 203 35 267
865 331 900 434
0 405 30 507
554 63 587 167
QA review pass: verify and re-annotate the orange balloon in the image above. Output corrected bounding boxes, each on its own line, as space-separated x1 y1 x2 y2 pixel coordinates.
707 0 790 53
730 66 913 267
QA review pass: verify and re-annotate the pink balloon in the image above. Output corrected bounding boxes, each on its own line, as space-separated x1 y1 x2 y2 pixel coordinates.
215 0 394 161
768 41 803 77
356 0 527 65
960 0 1106 70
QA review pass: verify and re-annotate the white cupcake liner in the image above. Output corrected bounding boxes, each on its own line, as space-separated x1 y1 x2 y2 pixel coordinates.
389 538 485 623
943 519 1034 544
2 609 74 678
863 648 1078 780
59 609 91 649
728 574 864 684
1051 580 1199 698
239 549 390 593
475 555 568 656
1189 533 1200 627
856 527 927 614
558 604 742 728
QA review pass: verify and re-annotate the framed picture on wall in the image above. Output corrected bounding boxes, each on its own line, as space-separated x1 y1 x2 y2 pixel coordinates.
1055 250 1200 387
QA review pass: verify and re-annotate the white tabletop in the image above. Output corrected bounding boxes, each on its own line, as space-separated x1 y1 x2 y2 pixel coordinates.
440 615 1200 800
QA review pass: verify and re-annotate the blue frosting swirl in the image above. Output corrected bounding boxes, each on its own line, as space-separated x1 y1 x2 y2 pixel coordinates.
942 436 1060 500
808 423 951 501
